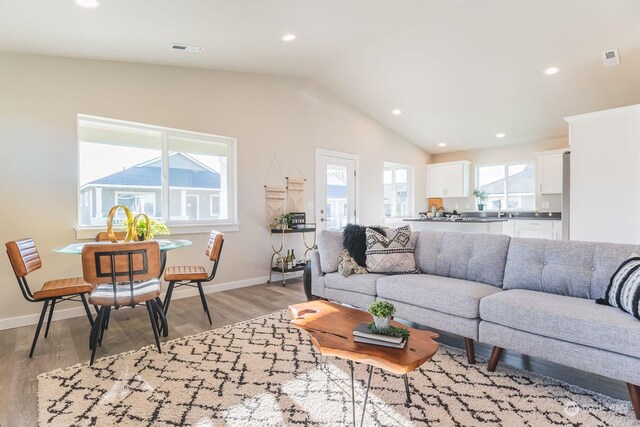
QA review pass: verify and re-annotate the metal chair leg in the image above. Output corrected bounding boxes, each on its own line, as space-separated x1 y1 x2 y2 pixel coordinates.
163 281 175 314
98 306 110 346
196 281 212 324
80 294 94 326
44 299 56 338
89 307 107 365
29 300 49 358
103 306 111 330
146 301 162 353
153 298 168 337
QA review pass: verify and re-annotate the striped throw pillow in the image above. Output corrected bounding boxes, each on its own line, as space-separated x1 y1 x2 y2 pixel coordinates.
598 254 640 320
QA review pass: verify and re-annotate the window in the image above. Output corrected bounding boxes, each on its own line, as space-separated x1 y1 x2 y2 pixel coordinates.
476 163 535 210
78 115 237 229
383 163 413 218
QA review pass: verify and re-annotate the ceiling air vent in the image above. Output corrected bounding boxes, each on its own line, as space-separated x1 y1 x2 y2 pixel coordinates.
602 49 620 67
170 44 204 53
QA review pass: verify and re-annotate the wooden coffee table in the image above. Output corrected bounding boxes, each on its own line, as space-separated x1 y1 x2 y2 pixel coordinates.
289 300 439 426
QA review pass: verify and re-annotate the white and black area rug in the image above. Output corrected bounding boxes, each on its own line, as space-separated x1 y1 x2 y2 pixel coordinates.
39 311 637 426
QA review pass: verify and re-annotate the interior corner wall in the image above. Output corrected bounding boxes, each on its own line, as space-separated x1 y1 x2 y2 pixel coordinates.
0 52 429 323
429 137 569 212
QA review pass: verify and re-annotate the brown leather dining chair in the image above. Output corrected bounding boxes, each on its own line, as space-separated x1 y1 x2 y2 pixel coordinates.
5 238 95 358
162 230 224 325
81 241 167 365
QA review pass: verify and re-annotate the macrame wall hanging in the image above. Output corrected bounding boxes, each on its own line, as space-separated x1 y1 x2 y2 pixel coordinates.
264 156 307 227
286 176 306 213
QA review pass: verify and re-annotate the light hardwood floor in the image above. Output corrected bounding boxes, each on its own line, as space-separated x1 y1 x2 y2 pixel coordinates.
0 278 307 427
0 277 631 426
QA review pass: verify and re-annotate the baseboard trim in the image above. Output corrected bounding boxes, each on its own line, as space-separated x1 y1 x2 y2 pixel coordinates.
0 273 299 331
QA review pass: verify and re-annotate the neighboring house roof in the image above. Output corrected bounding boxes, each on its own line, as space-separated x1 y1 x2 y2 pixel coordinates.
479 164 534 194
83 153 220 189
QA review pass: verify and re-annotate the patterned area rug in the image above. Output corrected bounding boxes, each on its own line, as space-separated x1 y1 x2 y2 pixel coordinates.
39 311 637 426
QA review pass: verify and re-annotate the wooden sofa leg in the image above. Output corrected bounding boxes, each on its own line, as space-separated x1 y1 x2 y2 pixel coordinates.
628 383 640 420
464 338 476 364
487 346 503 372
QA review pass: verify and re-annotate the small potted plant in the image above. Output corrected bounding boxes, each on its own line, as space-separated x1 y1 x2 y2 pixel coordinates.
473 188 488 211
278 213 294 229
368 301 396 330
121 217 170 241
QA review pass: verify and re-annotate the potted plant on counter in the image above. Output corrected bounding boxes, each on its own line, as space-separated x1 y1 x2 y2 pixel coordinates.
368 301 396 330
473 188 488 211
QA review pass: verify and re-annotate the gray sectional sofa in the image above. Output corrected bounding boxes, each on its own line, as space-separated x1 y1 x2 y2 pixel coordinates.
306 229 640 419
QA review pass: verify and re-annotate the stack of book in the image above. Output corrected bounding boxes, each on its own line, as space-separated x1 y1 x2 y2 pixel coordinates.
352 323 407 349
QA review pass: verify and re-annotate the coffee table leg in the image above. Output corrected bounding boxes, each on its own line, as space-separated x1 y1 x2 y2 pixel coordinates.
349 361 356 426
360 365 374 427
403 374 412 403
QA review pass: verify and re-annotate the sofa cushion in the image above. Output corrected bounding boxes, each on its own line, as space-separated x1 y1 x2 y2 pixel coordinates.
317 230 344 274
414 231 511 288
377 274 502 319
503 239 640 299
324 272 385 296
598 254 640 319
480 289 640 359
365 227 417 274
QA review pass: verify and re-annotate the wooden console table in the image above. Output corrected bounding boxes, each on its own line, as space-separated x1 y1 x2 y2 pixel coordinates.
267 225 316 286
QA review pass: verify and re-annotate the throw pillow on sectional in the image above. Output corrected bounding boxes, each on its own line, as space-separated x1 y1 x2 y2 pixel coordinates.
365 226 418 274
597 253 640 320
342 224 385 267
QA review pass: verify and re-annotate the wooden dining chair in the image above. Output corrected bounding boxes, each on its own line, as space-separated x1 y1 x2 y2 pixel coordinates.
163 231 224 325
5 238 95 358
81 241 167 365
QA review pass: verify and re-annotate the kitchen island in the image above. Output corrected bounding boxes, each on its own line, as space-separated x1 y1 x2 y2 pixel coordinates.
404 217 507 234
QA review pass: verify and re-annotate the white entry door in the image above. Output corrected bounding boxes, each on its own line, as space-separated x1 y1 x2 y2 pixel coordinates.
315 149 358 231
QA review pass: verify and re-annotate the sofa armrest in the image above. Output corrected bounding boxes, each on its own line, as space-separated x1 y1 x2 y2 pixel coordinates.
304 250 325 300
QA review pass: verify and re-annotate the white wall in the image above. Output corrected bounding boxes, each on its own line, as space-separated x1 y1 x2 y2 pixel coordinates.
429 137 569 212
0 53 429 325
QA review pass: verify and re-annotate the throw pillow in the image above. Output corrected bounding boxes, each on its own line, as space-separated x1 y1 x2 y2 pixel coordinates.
365 226 417 274
342 224 385 267
597 254 640 320
337 249 368 277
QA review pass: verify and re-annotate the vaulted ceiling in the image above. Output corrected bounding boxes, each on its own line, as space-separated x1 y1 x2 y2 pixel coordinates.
1 0 639 153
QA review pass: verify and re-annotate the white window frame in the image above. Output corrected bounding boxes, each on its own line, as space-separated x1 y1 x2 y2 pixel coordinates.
209 191 221 218
475 161 536 212
76 114 238 239
383 162 414 219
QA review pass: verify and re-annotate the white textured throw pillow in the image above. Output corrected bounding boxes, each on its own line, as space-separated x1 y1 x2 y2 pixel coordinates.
365 226 417 274
600 253 640 320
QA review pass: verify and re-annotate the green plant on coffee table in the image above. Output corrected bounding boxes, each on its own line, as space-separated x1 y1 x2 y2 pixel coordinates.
368 323 411 342
368 301 396 318
121 217 170 240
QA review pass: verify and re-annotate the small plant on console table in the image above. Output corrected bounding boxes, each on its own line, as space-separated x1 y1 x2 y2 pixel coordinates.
368 301 396 330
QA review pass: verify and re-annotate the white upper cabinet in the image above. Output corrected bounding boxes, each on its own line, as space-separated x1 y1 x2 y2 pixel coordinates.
565 104 640 244
536 149 566 194
426 161 470 198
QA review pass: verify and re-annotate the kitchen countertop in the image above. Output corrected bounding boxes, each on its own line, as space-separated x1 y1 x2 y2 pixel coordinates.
404 217 508 223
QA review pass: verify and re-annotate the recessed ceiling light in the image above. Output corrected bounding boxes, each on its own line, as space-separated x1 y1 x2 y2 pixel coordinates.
438 142 447 147
392 109 402 115
496 133 506 138
75 0 100 8
281 34 297 42
543 67 560 75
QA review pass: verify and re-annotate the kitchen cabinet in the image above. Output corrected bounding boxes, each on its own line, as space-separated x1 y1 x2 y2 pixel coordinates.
536 149 565 195
502 219 562 240
426 160 470 198
566 104 640 244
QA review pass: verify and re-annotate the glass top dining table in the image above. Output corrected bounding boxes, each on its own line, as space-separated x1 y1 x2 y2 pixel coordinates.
53 239 192 276
53 239 192 254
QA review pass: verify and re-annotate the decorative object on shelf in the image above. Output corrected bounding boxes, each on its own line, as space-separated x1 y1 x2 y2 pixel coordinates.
473 188 488 211
368 301 396 330
289 212 306 229
286 176 305 212
268 226 316 286
428 198 443 210
265 186 287 227
276 213 294 230
106 204 134 243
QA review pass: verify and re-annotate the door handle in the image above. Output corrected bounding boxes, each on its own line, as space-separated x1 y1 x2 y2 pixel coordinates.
320 218 326 222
